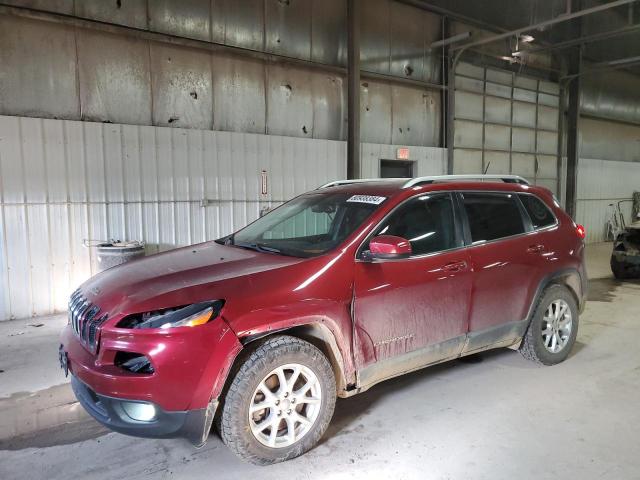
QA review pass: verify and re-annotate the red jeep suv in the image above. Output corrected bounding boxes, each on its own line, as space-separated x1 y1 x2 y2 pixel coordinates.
59 175 587 464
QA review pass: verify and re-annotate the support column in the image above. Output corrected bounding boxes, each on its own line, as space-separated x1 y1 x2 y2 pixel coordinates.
446 48 456 174
565 50 582 218
347 0 361 179
440 16 450 158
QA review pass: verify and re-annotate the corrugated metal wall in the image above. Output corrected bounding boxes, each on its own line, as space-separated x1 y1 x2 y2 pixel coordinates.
573 91 640 243
576 158 640 244
0 115 345 320
0 114 448 320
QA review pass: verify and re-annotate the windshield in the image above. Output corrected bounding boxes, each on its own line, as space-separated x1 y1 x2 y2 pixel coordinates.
220 192 386 258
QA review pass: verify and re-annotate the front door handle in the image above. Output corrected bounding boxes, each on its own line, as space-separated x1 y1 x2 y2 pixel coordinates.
442 261 468 272
527 244 546 254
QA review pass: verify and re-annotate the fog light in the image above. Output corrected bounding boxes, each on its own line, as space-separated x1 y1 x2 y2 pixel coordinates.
122 401 156 422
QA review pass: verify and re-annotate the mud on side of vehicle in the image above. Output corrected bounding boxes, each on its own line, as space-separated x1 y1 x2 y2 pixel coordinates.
59 175 587 465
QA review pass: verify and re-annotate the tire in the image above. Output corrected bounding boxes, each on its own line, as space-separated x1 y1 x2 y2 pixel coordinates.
520 284 579 366
218 335 336 465
611 255 629 279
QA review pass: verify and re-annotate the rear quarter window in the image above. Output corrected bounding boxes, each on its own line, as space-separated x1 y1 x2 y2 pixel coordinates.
519 194 556 229
462 193 525 243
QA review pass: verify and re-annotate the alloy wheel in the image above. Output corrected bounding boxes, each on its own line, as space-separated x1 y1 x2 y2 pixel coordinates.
541 299 573 354
248 363 322 448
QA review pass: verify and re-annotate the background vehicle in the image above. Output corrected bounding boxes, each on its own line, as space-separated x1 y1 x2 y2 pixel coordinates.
611 215 640 279
60 175 587 465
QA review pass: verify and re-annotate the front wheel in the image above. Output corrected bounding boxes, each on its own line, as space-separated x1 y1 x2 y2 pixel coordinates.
611 255 629 279
218 335 336 465
520 284 579 365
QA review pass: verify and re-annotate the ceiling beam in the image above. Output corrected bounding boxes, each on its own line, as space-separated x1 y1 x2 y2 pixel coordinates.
562 55 640 79
516 22 640 56
451 0 639 52
430 31 471 49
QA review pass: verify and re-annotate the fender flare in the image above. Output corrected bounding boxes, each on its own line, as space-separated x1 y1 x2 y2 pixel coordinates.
239 322 353 396
525 267 585 327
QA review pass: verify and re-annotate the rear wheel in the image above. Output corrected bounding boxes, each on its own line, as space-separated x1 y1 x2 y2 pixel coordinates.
218 335 336 465
520 284 579 365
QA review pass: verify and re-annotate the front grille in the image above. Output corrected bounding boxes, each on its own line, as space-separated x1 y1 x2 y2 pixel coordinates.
69 289 108 351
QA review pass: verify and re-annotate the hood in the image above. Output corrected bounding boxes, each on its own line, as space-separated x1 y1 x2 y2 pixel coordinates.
80 242 305 318
628 220 640 230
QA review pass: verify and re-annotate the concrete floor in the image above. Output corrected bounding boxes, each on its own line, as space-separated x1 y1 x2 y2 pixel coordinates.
1 243 639 480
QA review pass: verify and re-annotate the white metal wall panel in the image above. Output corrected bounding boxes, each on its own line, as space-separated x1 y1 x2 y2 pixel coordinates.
0 208 9 320
484 151 510 174
454 91 484 121
456 62 483 79
455 76 484 94
576 158 640 244
512 127 536 153
452 149 482 174
511 153 536 178
485 97 511 124
454 64 560 187
484 124 510 151
485 82 511 99
0 115 346 320
537 106 559 131
513 102 536 128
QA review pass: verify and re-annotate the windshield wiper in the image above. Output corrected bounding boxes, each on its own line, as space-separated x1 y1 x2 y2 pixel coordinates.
233 241 282 254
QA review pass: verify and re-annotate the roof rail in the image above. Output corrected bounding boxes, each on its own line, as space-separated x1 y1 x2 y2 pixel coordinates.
318 178 406 189
402 174 530 189
319 174 530 190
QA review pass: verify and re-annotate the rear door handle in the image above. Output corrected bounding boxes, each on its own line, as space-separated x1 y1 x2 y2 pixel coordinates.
442 261 468 272
527 244 545 254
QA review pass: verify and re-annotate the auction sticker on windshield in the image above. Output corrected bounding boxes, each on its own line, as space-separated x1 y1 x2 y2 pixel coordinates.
346 195 386 205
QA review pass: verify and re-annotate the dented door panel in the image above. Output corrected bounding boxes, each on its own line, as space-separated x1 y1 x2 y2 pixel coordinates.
353 249 472 370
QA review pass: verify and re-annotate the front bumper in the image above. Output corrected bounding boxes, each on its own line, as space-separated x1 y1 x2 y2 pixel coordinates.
59 315 243 444
612 250 640 265
71 375 217 445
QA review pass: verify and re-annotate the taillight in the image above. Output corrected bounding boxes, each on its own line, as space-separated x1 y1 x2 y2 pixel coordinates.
576 224 586 239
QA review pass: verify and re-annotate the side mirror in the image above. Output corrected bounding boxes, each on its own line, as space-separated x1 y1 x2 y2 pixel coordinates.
367 235 412 260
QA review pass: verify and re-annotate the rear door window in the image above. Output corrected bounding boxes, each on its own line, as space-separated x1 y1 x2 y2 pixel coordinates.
461 193 525 243
519 194 556 229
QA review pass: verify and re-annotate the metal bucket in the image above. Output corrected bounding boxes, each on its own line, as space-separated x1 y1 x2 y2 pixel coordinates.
96 241 145 272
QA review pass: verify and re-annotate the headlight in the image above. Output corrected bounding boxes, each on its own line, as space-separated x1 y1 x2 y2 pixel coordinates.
117 300 224 330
